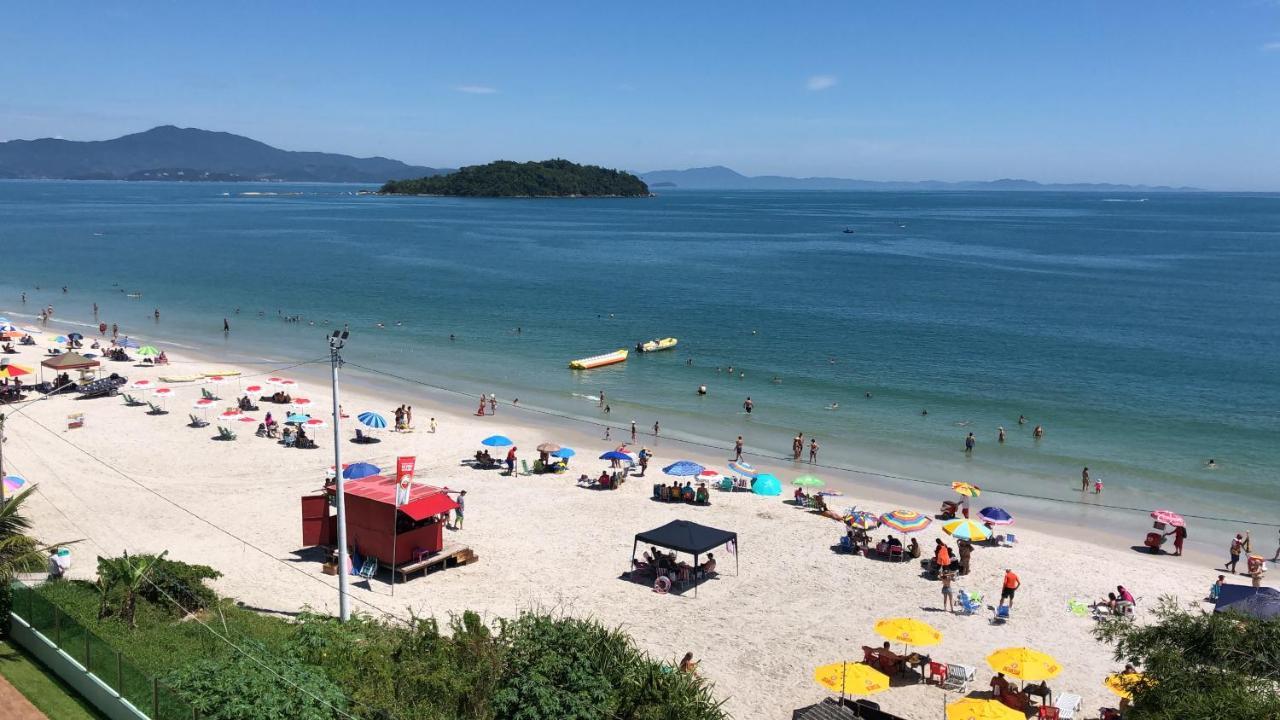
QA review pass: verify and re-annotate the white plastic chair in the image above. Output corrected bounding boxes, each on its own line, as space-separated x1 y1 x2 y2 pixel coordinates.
1055 693 1082 719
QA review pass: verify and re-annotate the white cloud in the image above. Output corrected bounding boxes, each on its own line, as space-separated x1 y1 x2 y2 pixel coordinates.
1263 41 1280 52
455 85 497 95
806 75 838 91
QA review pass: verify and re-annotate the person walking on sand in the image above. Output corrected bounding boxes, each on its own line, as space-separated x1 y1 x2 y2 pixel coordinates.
604 426 611 440
957 538 973 575
734 436 744 462
405 406 413 429
505 446 517 476
631 421 637 442
1226 534 1245 574
999 568 1021 608
964 432 976 454
940 569 955 613
444 489 466 529
1081 467 1090 492
430 417 437 433
809 438 819 463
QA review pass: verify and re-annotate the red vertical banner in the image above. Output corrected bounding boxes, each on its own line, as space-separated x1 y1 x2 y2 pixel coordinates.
395 456 416 506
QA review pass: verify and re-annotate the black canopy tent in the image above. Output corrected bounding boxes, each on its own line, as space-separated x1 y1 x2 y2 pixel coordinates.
632 519 738 596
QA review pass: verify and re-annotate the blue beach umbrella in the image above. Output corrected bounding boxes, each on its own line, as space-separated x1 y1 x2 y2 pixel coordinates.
118 337 140 349
342 462 381 480
68 332 83 341
599 450 633 461
357 412 387 429
752 473 782 496
481 435 513 447
551 448 576 458
663 460 705 477
286 413 310 424
978 507 1014 526
52 335 69 344
728 460 757 478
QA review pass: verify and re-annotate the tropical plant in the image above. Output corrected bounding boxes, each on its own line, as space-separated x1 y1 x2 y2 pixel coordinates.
1095 596 1280 720
96 550 168 628
137 555 221 615
165 640 349 720
1 486 74 636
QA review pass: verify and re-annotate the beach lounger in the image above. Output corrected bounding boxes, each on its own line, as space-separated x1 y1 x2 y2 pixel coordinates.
991 605 1011 624
1053 693 1082 720
216 426 236 441
957 590 982 615
122 393 145 407
357 556 378 580
146 401 168 415
940 663 974 692
188 414 209 428
201 388 219 401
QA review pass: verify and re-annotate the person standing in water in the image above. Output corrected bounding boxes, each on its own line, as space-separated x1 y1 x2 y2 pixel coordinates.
743 397 753 414
809 438 819 463
997 426 1006 443
631 421 637 442
1032 424 1044 439
1018 415 1027 425
653 420 660 437
223 318 230 333
964 433 976 454
1081 467 1090 492
599 391 605 408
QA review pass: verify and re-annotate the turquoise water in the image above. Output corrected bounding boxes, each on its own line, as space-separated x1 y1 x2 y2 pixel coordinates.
2 181 1278 528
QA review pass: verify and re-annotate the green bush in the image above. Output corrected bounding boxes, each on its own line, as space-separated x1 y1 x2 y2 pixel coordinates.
0 580 10 637
164 641 348 720
137 556 222 615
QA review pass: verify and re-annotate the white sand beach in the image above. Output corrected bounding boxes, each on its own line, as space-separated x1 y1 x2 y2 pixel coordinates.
0 334 1241 719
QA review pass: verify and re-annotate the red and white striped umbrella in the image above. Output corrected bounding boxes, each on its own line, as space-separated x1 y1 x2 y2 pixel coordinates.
153 387 173 397
303 417 328 430
130 379 155 391
219 408 242 418
193 398 216 411
292 397 313 408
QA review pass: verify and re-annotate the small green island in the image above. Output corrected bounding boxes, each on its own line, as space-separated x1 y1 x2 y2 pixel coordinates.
380 158 650 198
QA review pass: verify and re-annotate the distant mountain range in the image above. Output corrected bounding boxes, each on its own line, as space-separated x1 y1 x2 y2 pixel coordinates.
0 126 448 183
638 165 1200 192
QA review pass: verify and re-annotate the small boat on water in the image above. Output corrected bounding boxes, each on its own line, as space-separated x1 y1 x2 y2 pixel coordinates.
569 349 628 370
635 337 678 353
842 228 856 234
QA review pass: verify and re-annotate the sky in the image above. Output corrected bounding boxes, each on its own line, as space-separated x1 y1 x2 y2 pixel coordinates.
3 2 1280 189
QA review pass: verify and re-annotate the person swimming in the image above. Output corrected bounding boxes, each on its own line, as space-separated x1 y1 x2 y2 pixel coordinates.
1206 459 1218 469
826 403 839 410
697 385 707 395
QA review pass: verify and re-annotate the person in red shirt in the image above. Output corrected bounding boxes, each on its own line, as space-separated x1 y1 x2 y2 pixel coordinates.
506 446 517 475
1000 569 1021 608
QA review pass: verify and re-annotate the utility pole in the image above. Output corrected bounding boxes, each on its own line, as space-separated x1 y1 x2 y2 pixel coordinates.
328 330 351 621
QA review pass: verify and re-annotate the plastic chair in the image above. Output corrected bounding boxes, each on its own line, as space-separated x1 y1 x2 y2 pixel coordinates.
1000 533 1018 546
926 661 947 685
1037 706 1060 719
992 605 1011 624
957 590 982 615
1054 693 1082 720
838 536 853 553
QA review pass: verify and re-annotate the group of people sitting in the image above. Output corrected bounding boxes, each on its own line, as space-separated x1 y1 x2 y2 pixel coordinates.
591 469 627 489
1093 585 1136 615
268 391 292 404
141 349 169 365
862 642 915 676
255 413 280 439
654 480 710 504
0 377 24 402
237 395 260 412
633 546 717 581
473 449 499 468
104 347 131 362
793 488 829 512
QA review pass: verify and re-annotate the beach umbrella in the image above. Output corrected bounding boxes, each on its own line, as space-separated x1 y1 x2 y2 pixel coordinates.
1150 509 1185 527
243 383 266 396
793 474 824 488
663 460 705 477
1104 672 1145 700
752 473 782 496
219 409 242 419
0 322 15 332
136 346 160 357
727 460 757 477
536 442 562 453
118 337 140 349
237 416 258 424
0 330 24 340
357 412 387 430
153 387 173 398
129 379 155 391
192 398 216 410
696 469 724 484
286 413 310 424
274 378 298 389
68 332 83 341
951 481 981 497
879 509 932 534
978 507 1014 525
304 417 327 430
52 335 69 344
599 450 632 461
481 435 513 447
343 462 381 480
813 661 889 700
1215 586 1280 619
845 511 881 530
986 647 1062 682
292 397 314 409
551 448 576 458
3 474 26 492
945 698 1022 720
943 519 992 542
874 618 942 647
0 363 32 379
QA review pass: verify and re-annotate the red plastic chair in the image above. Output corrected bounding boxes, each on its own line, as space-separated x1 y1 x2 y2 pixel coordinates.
1037 708 1060 720
926 661 947 685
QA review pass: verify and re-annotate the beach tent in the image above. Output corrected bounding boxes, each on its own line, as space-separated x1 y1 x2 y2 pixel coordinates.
39 351 101 384
632 519 738 596
1214 585 1280 620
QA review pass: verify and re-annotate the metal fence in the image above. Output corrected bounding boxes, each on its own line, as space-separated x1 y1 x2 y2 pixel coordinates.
9 581 200 720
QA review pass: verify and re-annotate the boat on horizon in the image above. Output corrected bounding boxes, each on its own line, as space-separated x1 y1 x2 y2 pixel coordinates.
568 349 629 370
635 337 678 353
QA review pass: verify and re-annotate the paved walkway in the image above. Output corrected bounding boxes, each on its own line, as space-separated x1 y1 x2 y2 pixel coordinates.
0 672 49 720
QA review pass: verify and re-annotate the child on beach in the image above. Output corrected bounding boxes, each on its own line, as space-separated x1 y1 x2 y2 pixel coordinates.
430 417 437 433
1210 574 1224 601
1094 477 1104 494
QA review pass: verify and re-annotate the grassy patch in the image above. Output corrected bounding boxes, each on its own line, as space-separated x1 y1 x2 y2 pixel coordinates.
0 638 105 720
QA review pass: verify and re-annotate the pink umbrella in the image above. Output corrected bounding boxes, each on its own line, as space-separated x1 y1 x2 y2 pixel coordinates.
1150 510 1185 527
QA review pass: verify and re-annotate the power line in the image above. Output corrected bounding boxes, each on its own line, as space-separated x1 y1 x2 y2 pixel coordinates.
346 360 1278 529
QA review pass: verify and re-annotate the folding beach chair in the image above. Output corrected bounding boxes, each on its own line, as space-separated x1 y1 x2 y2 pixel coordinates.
940 664 974 692
147 401 167 415
991 604 1011 624
957 590 982 615
358 556 378 580
1054 693 1082 720
189 414 209 428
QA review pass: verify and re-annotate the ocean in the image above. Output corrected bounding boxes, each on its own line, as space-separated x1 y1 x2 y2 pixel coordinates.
3 180 1278 536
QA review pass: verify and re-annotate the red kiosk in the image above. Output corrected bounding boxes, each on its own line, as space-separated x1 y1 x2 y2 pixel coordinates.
301 475 471 580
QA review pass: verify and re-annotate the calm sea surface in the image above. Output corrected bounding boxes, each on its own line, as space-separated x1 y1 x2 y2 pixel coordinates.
3 181 1278 531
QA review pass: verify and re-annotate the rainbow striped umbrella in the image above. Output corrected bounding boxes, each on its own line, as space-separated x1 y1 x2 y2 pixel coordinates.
3 474 25 492
951 481 981 497
846 511 881 530
879 509 932 534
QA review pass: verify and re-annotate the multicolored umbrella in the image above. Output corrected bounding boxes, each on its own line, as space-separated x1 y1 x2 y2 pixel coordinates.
357 411 387 429
481 435 513 447
0 363 32 379
793 474 825 488
2 474 26 492
951 481 981 497
946 698 1022 720
696 468 724 484
978 507 1014 525
943 519 992 542
663 460 705 477
727 460 757 477
752 473 782 496
845 511 881 530
879 509 932 533
986 647 1062 682
813 661 889 698
52 335 69 344
874 617 942 646
1150 510 1185 528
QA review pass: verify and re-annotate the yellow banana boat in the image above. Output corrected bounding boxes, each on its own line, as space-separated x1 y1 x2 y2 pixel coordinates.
569 349 628 370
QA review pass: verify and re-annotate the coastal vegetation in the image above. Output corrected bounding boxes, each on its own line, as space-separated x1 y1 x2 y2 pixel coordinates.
380 159 650 198
1095 597 1280 719
25 556 726 720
